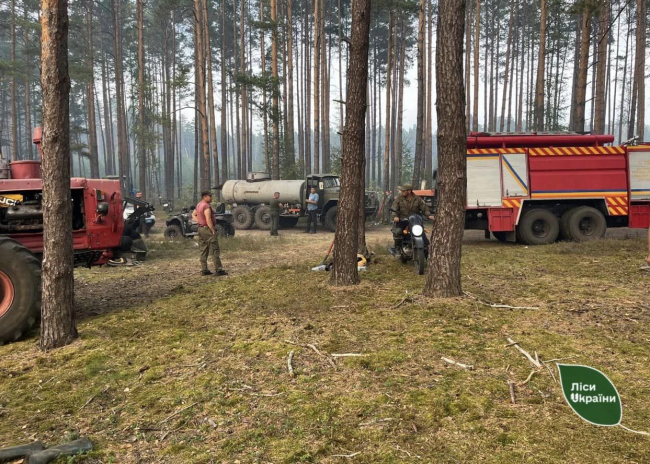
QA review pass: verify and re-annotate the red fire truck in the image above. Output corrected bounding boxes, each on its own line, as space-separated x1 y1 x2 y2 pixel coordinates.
416 132 650 245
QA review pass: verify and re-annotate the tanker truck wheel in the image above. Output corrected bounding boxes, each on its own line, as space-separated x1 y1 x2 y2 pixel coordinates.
232 206 254 230
254 206 273 230
324 206 338 232
0 237 42 343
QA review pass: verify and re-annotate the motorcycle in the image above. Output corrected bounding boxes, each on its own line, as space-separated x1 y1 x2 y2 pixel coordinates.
389 210 429 275
158 196 174 214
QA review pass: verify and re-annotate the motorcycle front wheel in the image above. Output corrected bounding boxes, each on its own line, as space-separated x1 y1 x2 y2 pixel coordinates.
413 248 426 275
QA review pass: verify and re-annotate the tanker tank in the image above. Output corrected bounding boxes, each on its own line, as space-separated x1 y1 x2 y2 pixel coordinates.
221 179 306 206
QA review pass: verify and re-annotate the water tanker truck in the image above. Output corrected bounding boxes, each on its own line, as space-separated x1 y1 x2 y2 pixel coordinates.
221 172 379 232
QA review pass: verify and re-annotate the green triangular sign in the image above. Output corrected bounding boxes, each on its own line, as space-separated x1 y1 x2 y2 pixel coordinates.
557 364 622 426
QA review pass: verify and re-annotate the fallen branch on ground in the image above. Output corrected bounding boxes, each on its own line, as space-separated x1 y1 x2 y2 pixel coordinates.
287 351 295 378
508 381 516 404
441 356 474 370
79 385 110 411
394 295 413 309
331 353 367 358
519 370 536 386
331 451 362 458
283 340 337 368
465 292 539 310
505 337 542 369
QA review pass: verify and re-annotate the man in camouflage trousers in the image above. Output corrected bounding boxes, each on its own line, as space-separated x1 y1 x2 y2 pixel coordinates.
391 184 433 251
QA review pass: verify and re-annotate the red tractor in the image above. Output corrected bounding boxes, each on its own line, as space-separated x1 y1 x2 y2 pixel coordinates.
0 128 151 343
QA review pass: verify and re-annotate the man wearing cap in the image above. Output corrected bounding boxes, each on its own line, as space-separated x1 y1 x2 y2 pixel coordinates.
391 184 433 251
196 190 228 276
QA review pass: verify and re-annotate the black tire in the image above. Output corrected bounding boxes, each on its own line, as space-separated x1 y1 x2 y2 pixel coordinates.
132 237 148 260
413 247 426 275
0 237 41 343
567 206 607 242
216 224 227 237
324 206 338 232
164 224 183 240
279 216 299 229
232 206 254 230
227 224 236 237
254 206 273 230
517 209 560 245
559 208 577 241
492 232 508 242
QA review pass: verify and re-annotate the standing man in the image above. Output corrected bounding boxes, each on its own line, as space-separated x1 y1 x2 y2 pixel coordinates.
196 191 227 276
270 192 281 236
305 187 319 234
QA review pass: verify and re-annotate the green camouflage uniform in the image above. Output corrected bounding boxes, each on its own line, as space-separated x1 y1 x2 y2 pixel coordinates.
269 198 280 236
391 194 429 246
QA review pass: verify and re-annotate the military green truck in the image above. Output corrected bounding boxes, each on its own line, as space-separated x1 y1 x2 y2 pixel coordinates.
221 172 379 232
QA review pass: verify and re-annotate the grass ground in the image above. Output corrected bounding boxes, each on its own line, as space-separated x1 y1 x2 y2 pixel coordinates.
0 227 649 463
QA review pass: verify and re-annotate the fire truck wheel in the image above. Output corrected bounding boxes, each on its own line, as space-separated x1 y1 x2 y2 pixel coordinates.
0 237 41 343
567 206 607 242
324 206 338 232
518 209 560 245
254 206 273 230
559 208 577 240
164 224 183 240
232 206 254 230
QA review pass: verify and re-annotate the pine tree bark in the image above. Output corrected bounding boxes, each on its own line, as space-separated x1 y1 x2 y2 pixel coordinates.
40 0 77 350
330 0 371 286
137 0 146 195
472 0 480 131
575 10 591 132
112 0 129 191
11 0 18 160
271 0 280 178
423 0 467 298
23 5 33 160
500 1 514 132
635 0 645 140
287 0 296 162
194 0 210 190
99 27 114 176
85 2 99 178
594 0 610 134
204 0 220 188
313 0 321 174
221 0 229 181
534 0 547 130
412 0 425 186
240 0 248 176
383 11 393 192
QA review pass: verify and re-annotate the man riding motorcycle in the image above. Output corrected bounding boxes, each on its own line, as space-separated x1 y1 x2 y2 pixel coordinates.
391 184 434 251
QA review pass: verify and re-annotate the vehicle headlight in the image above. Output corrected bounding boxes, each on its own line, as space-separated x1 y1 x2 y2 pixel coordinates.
411 224 423 236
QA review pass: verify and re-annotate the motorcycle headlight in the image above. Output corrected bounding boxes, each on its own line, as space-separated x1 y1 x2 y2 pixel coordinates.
411 224 424 237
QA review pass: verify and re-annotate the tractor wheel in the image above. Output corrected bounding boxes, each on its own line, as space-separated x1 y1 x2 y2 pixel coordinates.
279 216 299 229
132 235 148 261
324 206 338 232
254 206 273 230
517 209 560 245
567 206 607 242
232 206 254 230
413 247 426 275
0 237 41 343
216 224 228 237
164 224 183 240
226 225 236 237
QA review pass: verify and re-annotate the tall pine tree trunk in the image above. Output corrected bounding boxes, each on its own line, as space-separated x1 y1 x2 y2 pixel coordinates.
194 0 210 190
330 0 371 286
11 0 18 160
635 0 646 140
575 10 591 132
383 11 393 192
594 0 610 134
472 0 480 131
137 0 146 196
204 0 220 187
412 0 425 186
24 5 33 160
271 0 280 178
424 0 467 298
40 0 77 350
